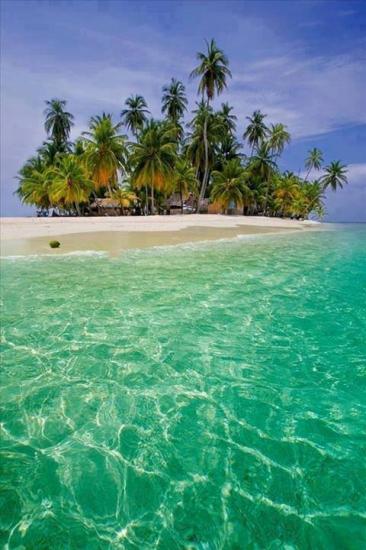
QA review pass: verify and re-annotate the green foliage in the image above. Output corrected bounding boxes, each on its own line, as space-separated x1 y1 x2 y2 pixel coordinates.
162 78 188 123
130 120 177 213
173 158 199 210
48 155 93 212
305 147 324 181
121 95 150 137
49 240 60 248
243 110 268 154
109 186 137 214
190 39 232 102
267 123 291 156
83 114 128 191
321 161 348 191
218 102 237 135
211 159 251 213
44 99 74 148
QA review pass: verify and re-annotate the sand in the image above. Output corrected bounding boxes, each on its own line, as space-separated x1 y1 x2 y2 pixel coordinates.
0 215 321 256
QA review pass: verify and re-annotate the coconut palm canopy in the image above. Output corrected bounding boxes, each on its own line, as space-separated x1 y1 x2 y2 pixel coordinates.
16 39 347 218
161 79 188 123
83 114 128 191
321 161 348 191
44 99 74 149
190 39 232 207
130 120 177 213
190 39 232 102
243 110 269 155
121 95 150 137
211 159 250 213
305 147 324 181
48 155 93 214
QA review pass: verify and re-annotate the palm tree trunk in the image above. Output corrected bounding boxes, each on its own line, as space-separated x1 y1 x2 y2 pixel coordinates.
194 166 200 212
264 181 269 215
75 202 81 216
198 98 209 212
145 183 148 215
304 167 311 182
199 115 209 210
151 184 155 215
180 185 184 214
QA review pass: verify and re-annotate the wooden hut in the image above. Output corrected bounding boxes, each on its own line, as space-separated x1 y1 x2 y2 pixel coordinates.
167 193 183 213
90 198 123 216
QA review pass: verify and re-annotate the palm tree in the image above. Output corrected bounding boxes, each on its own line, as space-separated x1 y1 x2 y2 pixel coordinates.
73 138 86 156
249 142 277 214
273 172 300 216
44 99 74 148
268 123 290 157
174 158 198 212
243 110 268 157
218 102 237 135
289 181 324 219
121 95 150 137
131 120 177 214
190 39 232 208
37 140 67 167
109 186 137 215
305 147 323 181
16 157 51 211
215 134 242 169
166 119 185 143
49 155 92 215
211 159 250 214
321 161 348 191
162 78 188 124
302 181 324 218
250 143 276 182
83 114 128 193
185 101 223 181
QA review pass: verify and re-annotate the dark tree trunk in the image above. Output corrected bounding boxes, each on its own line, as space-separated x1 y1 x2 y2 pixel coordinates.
145 183 149 215
151 184 155 215
180 185 184 214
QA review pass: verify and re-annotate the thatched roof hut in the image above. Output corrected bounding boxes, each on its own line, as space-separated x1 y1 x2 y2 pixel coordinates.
91 198 120 208
167 193 182 210
90 198 122 216
166 192 199 212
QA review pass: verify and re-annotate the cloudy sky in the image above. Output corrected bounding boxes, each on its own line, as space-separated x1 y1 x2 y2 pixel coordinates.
1 0 365 220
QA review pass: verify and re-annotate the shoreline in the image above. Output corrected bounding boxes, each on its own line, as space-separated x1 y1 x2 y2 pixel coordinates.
0 215 322 256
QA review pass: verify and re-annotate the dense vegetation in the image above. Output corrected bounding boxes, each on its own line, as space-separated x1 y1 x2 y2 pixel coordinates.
17 40 348 218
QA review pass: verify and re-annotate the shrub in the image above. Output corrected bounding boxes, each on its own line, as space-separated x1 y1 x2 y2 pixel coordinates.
49 240 61 248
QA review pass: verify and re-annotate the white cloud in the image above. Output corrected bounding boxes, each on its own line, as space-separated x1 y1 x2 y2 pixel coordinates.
227 53 366 138
346 163 366 186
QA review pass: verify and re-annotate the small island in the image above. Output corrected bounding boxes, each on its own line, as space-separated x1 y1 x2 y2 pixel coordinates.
16 40 347 221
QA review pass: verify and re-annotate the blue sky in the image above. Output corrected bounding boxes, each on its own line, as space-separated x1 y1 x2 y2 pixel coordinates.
1 0 365 220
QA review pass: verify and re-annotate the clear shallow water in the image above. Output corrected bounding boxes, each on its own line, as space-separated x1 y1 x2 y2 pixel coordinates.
1 226 366 549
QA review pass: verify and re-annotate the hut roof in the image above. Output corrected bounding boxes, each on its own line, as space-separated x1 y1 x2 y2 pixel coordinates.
90 198 120 209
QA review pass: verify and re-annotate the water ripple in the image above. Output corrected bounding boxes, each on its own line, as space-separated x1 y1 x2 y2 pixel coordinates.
1 227 366 548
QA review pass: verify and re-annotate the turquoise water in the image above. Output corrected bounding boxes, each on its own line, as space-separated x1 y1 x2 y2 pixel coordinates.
1 226 366 549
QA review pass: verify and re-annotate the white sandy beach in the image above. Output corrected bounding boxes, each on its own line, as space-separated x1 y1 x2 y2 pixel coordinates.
0 215 322 257
0 215 319 240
